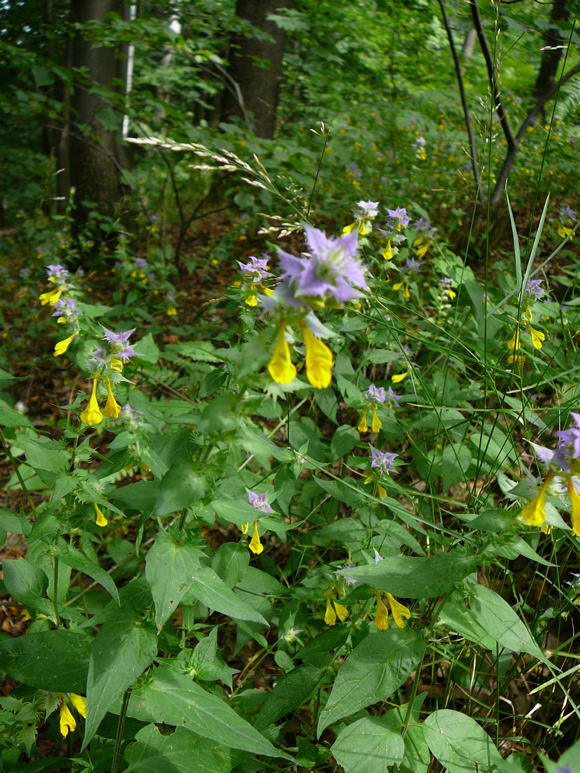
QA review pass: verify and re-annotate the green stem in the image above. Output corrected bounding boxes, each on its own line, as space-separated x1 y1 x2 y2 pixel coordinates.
0 428 38 516
111 688 131 773
177 509 188 531
52 555 61 627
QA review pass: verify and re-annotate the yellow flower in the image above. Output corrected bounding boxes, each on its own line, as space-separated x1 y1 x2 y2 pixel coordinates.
249 520 263 554
324 597 337 626
447 288 456 300
371 403 382 433
391 372 408 383
402 285 411 299
342 222 356 234
392 281 403 292
245 295 258 306
69 693 87 718
302 325 333 389
357 407 368 433
557 224 572 239
526 324 545 350
80 379 103 426
268 325 296 384
39 288 62 306
333 601 349 622
568 479 580 537
382 240 394 260
94 503 108 527
374 593 389 630
59 698 76 737
166 305 177 316
521 483 547 527
507 329 521 351
53 332 77 357
385 592 411 628
103 377 121 419
415 242 430 259
110 357 123 373
377 483 387 498
240 521 249 534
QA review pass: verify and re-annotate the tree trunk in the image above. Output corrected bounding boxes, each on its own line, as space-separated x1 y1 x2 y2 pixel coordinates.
532 0 570 102
69 0 122 256
221 0 291 139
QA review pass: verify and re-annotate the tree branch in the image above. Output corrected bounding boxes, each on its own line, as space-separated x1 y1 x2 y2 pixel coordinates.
437 0 482 199
469 0 516 151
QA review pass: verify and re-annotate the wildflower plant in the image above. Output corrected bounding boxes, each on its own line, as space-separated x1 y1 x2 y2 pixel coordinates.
1 192 578 773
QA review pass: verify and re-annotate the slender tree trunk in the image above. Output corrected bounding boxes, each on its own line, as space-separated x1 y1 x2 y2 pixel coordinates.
69 0 122 255
532 0 570 102
221 0 291 139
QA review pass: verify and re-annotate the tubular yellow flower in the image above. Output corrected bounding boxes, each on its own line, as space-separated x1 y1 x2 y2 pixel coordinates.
415 243 430 259
240 521 249 534
333 601 349 622
507 330 521 351
385 592 411 628
382 240 394 260
53 332 77 357
371 403 382 433
103 377 121 419
69 693 87 718
39 288 62 306
568 479 580 537
268 324 296 384
527 324 545 350
110 357 123 373
391 372 408 383
324 598 337 626
392 281 403 292
521 483 547 527
557 224 572 239
80 379 103 426
301 325 333 389
357 407 368 433
377 483 387 498
249 520 263 554
245 294 258 307
374 593 389 630
94 503 108 527
59 698 76 737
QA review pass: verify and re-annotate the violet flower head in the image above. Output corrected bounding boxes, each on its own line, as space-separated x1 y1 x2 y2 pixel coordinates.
118 344 138 361
347 162 362 179
238 255 270 280
440 277 453 287
134 258 149 269
120 403 143 418
525 279 544 298
386 207 410 229
46 264 69 284
385 387 402 404
52 298 79 319
247 490 273 514
90 347 107 366
370 448 398 475
357 200 379 219
367 384 386 403
278 225 368 304
554 412 580 468
404 257 422 274
415 136 426 147
413 217 435 236
559 205 576 222
102 327 135 346
342 563 358 585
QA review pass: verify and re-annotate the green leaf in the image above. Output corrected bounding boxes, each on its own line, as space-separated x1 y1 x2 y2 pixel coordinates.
124 724 232 773
330 425 359 460
3 558 48 608
0 631 91 693
438 584 543 659
15 433 69 472
542 737 580 773
83 612 157 748
186 627 238 687
423 710 502 773
331 716 405 772
58 543 120 605
127 663 289 759
134 333 160 364
155 463 207 517
184 565 268 626
145 533 202 630
337 550 475 598
317 629 425 735
255 665 324 729
112 480 160 513
0 400 32 428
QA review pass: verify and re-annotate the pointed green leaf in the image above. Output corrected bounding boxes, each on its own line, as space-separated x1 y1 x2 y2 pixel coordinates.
127 664 290 760
155 463 207 517
317 629 425 735
83 612 157 748
424 710 501 773
124 724 231 773
331 716 405 772
184 565 267 626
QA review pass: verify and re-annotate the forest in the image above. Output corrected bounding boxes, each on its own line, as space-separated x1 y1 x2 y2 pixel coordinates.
0 0 578 771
